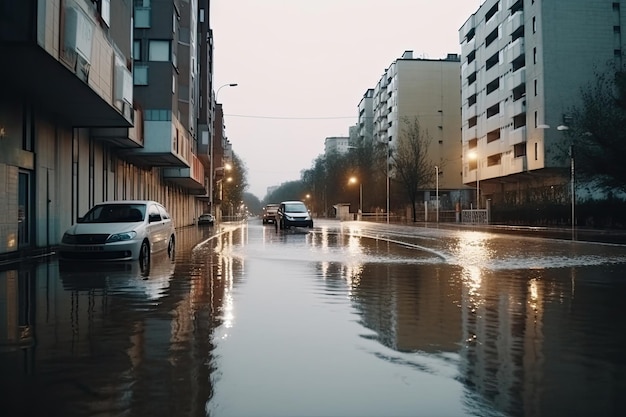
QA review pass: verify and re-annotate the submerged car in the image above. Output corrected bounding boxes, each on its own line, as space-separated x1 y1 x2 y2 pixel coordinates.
59 200 176 265
275 200 314 230
197 213 215 225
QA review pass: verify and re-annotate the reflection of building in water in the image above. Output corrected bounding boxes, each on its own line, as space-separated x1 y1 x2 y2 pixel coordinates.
459 267 547 414
348 262 464 354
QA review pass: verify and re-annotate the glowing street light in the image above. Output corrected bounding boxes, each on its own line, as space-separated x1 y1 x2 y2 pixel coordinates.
349 176 362 217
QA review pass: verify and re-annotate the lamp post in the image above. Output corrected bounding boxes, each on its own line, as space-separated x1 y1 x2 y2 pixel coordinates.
468 151 480 209
210 83 237 218
435 165 439 223
349 176 362 218
557 124 575 239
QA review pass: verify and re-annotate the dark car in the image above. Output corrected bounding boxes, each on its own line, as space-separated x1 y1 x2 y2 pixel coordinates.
275 201 314 230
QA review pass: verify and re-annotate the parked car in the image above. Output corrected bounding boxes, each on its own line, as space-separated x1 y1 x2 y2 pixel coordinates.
275 200 314 230
262 203 280 224
197 213 215 226
59 200 176 267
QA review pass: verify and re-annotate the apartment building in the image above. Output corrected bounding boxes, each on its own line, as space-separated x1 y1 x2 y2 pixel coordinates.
459 0 625 206
372 51 463 192
0 0 219 261
356 88 374 144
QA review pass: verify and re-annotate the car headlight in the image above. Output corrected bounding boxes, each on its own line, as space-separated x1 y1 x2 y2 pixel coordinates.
106 231 137 243
62 233 77 244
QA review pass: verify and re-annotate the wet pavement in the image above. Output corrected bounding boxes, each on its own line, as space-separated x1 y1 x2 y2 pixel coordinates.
1 219 626 417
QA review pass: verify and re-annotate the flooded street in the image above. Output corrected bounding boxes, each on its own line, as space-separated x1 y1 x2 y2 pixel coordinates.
1 219 626 417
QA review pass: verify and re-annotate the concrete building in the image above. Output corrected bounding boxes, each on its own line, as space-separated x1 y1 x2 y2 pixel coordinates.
324 136 351 156
357 88 375 145
372 51 464 192
459 0 625 206
0 0 221 261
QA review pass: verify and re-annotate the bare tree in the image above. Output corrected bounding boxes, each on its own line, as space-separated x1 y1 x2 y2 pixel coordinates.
391 116 435 222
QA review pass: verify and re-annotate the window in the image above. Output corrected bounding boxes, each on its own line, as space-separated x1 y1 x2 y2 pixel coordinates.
134 65 148 85
514 143 526 157
487 129 501 143
485 28 498 47
487 103 500 118
534 142 538 160
468 93 477 106
533 17 536 33
467 50 476 64
486 52 499 70
534 79 538 96
134 1 151 28
533 47 537 64
133 40 141 61
149 40 170 61
487 153 502 166
468 116 478 128
468 71 477 85
485 2 498 22
487 78 500 94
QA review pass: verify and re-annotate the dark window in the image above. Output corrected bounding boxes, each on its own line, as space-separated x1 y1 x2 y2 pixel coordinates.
487 153 502 166
513 83 525 100
514 113 526 129
468 93 477 106
468 71 477 85
486 2 499 21
468 50 476 63
510 0 523 14
468 116 478 128
487 78 500 94
487 129 501 143
487 103 500 118
514 143 526 157
467 27 475 41
486 28 499 47
486 52 499 70
512 55 525 71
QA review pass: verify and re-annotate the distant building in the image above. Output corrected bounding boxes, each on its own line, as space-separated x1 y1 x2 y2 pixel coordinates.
324 136 351 156
357 88 375 145
459 0 625 206
372 51 463 191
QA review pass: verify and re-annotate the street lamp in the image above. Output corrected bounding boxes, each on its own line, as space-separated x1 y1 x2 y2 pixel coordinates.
210 83 236 218
557 124 575 238
215 83 238 102
349 176 362 218
435 165 439 223
468 151 480 209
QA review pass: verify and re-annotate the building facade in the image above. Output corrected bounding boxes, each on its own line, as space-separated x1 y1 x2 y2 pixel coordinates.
0 0 222 261
372 51 464 191
459 0 625 206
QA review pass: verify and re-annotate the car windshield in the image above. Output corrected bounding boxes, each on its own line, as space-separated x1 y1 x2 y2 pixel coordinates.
285 203 307 213
79 204 146 223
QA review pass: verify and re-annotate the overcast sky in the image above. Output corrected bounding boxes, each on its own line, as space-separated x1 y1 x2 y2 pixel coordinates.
210 0 484 200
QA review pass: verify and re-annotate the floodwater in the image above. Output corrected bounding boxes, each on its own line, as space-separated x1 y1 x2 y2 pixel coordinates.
1 219 625 417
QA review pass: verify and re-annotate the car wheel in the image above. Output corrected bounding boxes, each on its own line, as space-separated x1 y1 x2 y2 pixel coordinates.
167 235 175 258
139 240 150 271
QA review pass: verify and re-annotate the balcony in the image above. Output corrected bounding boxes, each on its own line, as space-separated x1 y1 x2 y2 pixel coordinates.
508 38 525 63
163 153 206 194
92 107 144 148
122 112 189 167
508 11 524 37
0 0 133 127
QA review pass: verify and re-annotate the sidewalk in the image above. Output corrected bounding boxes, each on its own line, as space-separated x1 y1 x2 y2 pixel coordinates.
419 222 626 245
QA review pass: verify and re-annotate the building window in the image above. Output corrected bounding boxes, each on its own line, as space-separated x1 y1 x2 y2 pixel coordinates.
134 65 148 85
533 47 537 64
468 71 477 85
533 16 536 33
487 129 501 143
534 142 538 160
487 78 500 94
149 40 170 61
485 2 498 22
485 28 498 48
487 153 502 167
514 143 526 157
468 116 478 128
468 93 477 106
534 79 538 96
468 50 476 64
486 52 499 70
487 103 500 118
134 0 151 28
133 40 141 61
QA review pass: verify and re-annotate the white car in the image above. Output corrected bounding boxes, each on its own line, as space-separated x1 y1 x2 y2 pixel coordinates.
59 200 176 266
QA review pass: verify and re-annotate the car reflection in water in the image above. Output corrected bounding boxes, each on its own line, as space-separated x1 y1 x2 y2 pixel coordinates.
59 250 176 301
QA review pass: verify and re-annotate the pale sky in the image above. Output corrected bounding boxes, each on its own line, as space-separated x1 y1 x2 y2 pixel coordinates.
211 0 483 200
